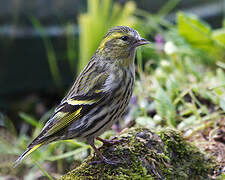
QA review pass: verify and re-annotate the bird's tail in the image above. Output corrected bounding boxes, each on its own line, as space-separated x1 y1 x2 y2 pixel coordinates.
14 142 44 167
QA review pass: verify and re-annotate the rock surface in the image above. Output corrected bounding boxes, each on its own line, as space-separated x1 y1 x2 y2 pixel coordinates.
59 128 215 180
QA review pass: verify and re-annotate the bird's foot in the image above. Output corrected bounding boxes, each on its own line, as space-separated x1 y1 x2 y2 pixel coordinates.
96 137 125 147
88 138 123 166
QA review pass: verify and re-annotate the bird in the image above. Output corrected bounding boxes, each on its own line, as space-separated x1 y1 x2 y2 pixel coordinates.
14 26 149 166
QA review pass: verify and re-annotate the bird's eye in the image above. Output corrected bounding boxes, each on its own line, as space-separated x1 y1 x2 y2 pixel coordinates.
120 36 129 41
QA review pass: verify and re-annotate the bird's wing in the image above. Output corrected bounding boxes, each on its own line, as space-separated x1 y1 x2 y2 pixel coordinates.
32 69 110 144
41 93 105 138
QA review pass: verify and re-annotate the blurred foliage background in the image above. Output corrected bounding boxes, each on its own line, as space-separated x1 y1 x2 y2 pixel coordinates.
0 0 224 179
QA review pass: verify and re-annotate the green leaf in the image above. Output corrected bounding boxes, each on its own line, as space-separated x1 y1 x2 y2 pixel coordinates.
0 113 17 136
212 29 225 47
177 12 225 62
136 116 155 129
155 87 176 127
46 147 88 161
157 0 180 16
31 17 62 88
177 116 196 130
178 12 212 45
66 23 77 73
19 112 39 127
166 76 180 101
219 97 225 111
35 162 54 180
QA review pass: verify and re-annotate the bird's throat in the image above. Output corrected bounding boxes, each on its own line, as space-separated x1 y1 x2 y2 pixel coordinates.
118 48 136 67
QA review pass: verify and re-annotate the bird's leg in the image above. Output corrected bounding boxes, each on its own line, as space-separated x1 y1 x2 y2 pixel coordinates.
88 138 118 165
96 137 125 146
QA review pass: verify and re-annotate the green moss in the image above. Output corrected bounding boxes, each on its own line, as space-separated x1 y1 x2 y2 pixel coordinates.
59 128 215 180
159 129 214 179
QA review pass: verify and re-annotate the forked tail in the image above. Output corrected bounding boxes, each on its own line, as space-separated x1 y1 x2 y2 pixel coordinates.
14 143 44 167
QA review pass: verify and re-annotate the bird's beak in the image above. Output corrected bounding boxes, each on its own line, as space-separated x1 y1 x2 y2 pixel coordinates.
134 38 150 47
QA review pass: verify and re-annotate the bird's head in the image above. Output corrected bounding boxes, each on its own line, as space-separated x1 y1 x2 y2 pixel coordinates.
97 26 149 65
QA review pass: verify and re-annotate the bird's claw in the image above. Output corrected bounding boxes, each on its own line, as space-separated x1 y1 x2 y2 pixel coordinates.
97 137 126 147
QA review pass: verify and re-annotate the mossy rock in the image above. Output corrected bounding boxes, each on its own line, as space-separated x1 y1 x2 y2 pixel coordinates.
59 128 215 180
